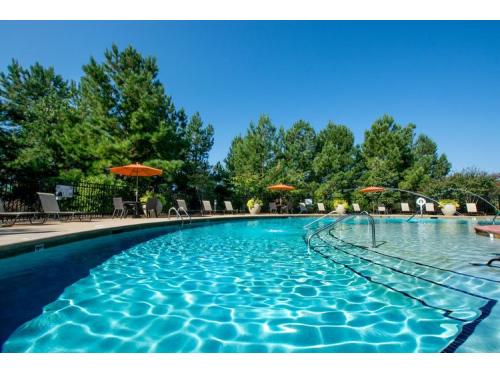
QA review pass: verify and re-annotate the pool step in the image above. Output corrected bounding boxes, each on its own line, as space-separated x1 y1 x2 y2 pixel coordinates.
319 231 500 299
309 233 489 323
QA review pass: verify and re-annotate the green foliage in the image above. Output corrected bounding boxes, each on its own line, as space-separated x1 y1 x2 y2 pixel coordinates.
422 168 498 210
1 45 215 208
361 115 415 188
80 174 125 186
0 60 80 180
400 134 451 191
176 112 215 202
2 44 496 212
226 115 279 198
140 190 155 204
313 122 358 200
279 120 317 191
224 113 480 210
77 44 187 174
438 199 460 208
332 199 349 210
247 198 263 211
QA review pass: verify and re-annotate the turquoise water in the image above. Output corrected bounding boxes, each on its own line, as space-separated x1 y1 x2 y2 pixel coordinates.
1 217 500 352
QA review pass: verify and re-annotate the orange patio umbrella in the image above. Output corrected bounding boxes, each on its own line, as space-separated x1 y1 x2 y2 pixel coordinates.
268 184 296 207
359 186 386 193
268 184 296 191
110 163 163 212
359 186 387 213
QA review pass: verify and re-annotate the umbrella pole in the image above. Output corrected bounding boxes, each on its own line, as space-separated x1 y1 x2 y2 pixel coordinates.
135 174 139 217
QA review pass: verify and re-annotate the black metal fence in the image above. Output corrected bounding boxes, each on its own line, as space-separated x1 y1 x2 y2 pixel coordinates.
0 180 134 215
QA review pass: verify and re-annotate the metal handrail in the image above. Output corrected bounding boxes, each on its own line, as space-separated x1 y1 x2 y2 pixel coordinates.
168 207 183 221
167 207 192 225
303 210 338 228
447 188 498 224
177 207 192 222
407 213 416 222
306 212 376 249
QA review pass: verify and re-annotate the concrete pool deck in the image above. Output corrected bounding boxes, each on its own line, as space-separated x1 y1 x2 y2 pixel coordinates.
0 213 496 259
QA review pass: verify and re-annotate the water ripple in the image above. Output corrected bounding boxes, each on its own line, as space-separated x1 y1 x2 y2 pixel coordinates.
3 218 499 352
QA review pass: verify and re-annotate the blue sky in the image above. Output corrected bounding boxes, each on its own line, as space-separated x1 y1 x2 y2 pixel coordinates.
0 21 499 172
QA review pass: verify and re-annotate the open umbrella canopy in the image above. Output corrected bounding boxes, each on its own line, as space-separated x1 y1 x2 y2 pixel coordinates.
268 184 295 191
110 163 163 217
110 162 162 177
360 186 386 193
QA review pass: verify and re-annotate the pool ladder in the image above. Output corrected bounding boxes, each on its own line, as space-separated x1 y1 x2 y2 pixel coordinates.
306 212 376 249
303 210 340 229
167 206 192 226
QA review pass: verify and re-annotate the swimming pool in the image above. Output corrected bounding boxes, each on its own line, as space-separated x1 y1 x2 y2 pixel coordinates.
1 217 499 352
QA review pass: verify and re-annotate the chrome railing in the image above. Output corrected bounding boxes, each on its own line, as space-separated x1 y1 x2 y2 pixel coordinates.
167 206 192 225
303 210 338 228
306 212 376 249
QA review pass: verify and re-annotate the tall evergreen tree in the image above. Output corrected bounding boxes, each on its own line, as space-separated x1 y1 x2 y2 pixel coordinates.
0 60 79 180
176 112 215 200
225 115 278 198
78 44 184 176
361 115 415 187
313 122 358 200
400 134 451 191
280 120 317 189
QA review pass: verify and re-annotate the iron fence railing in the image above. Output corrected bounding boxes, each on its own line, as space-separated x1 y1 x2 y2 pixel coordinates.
0 180 134 215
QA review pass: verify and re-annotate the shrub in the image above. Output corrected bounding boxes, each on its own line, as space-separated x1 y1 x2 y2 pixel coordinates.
140 191 155 204
247 198 263 211
140 191 167 207
438 199 460 208
332 198 349 210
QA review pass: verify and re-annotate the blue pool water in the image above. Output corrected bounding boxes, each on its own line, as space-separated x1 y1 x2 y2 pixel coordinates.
1 217 499 352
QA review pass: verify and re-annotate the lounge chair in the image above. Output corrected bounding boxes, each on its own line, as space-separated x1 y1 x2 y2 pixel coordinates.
425 203 436 214
38 192 91 221
224 201 238 214
174 199 194 218
352 203 361 213
466 202 484 216
0 198 44 226
299 202 308 214
176 199 188 212
377 205 386 214
317 202 326 213
401 202 411 214
305 198 313 211
202 200 214 215
269 202 278 213
112 197 132 219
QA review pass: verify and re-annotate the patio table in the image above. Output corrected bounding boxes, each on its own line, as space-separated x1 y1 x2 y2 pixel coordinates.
123 200 142 218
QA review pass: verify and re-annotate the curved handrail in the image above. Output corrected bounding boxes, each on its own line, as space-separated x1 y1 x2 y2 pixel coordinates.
450 188 499 224
303 210 338 228
168 207 184 222
307 212 376 249
389 188 441 206
177 206 192 223
407 213 417 222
